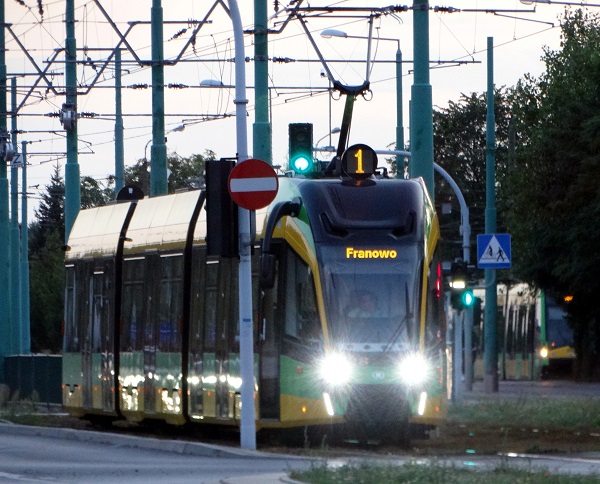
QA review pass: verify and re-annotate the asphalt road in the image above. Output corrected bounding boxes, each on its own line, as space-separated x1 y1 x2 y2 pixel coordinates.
1 379 599 482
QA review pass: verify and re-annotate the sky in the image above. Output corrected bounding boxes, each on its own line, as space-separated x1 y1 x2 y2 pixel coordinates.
3 0 586 221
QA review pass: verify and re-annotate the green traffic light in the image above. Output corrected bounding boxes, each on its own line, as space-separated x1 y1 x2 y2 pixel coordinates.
290 155 312 174
462 290 474 307
289 123 313 175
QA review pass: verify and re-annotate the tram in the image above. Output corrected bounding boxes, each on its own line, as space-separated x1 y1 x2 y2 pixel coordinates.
62 143 447 443
473 284 574 380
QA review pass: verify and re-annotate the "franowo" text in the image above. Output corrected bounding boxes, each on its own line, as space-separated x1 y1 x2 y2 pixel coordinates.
346 248 398 259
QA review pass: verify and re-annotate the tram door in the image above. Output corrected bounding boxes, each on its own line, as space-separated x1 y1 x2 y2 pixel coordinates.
81 261 114 412
143 254 160 415
202 259 236 420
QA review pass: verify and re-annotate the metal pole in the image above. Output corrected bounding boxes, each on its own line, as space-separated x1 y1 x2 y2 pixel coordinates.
452 310 463 401
114 49 125 194
150 0 167 196
464 306 474 391
253 0 272 164
410 0 434 199
0 0 12 377
20 141 30 354
228 0 255 450
10 77 20 353
484 37 498 392
64 0 80 241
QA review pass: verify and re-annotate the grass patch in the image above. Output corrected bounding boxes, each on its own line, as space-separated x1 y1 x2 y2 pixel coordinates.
291 461 600 484
448 396 600 431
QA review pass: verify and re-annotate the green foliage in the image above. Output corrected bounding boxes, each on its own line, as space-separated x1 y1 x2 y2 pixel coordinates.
291 460 598 484
433 88 517 263
29 229 64 353
505 9 600 378
125 150 214 195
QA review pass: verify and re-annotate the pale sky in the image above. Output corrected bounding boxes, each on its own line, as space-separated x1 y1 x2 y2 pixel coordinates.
4 1 580 220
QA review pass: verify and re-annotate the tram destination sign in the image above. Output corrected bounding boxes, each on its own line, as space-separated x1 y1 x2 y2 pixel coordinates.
228 158 279 211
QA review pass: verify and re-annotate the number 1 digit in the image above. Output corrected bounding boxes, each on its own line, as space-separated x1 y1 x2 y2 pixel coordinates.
355 148 364 173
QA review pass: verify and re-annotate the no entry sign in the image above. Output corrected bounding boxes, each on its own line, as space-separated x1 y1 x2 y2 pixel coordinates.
228 158 279 211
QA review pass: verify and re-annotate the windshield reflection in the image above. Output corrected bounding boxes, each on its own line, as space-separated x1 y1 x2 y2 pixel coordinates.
321 246 419 350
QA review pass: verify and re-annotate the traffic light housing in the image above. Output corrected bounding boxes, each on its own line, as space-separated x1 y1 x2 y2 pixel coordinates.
450 261 474 310
205 158 238 258
289 123 314 175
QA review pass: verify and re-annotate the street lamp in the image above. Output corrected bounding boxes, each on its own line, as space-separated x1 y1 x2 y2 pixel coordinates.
320 29 404 177
315 127 341 150
320 29 400 49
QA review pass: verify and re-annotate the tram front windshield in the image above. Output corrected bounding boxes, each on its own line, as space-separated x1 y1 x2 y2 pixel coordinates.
321 245 420 350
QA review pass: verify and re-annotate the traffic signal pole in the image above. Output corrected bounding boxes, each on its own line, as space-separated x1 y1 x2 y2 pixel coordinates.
227 0 256 451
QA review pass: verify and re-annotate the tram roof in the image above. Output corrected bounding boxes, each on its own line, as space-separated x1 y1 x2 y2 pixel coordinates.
124 190 202 254
65 202 133 261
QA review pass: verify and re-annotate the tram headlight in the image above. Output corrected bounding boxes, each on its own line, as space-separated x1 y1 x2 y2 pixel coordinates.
398 353 430 386
319 352 353 386
540 346 549 359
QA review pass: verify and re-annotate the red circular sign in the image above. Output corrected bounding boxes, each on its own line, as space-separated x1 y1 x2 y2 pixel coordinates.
228 158 279 210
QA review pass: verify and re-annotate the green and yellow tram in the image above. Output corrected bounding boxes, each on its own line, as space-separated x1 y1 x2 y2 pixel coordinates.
62 153 447 442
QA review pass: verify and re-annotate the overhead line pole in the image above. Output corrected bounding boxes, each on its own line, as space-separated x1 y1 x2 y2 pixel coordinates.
253 0 272 164
150 0 167 196
20 140 30 354
64 0 80 241
484 37 499 393
410 0 434 200
114 49 124 195
10 77 20 353
0 0 12 377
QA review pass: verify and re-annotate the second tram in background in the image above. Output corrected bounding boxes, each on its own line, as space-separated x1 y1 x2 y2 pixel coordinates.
473 284 574 380
62 143 448 444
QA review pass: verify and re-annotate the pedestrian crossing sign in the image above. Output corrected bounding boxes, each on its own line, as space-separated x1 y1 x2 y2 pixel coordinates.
477 234 511 269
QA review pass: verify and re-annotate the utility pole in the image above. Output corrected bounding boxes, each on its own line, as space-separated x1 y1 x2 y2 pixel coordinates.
64 0 80 241
253 0 272 164
150 0 167 196
484 37 499 393
410 0 434 200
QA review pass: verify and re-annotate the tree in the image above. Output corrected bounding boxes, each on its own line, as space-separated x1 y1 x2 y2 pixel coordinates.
506 9 600 378
432 88 517 265
29 166 113 353
125 150 215 195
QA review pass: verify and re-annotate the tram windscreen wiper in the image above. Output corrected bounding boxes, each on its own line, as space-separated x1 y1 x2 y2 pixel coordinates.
384 282 412 353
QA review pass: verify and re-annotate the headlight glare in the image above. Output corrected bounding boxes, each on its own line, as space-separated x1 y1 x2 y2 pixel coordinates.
398 353 429 386
319 353 352 386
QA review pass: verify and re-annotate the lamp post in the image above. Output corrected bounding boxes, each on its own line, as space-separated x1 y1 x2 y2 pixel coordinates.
315 127 340 150
142 124 185 195
320 29 404 177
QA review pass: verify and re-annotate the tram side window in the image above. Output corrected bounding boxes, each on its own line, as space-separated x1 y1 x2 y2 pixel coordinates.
121 258 145 352
284 250 320 340
425 255 444 351
64 265 78 352
189 247 208 351
158 254 184 352
204 261 219 350
91 272 105 353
